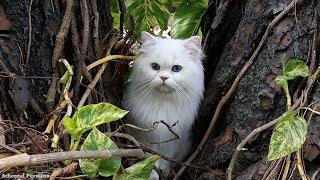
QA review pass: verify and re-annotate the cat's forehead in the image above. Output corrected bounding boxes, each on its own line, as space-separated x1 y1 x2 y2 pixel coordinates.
155 38 184 52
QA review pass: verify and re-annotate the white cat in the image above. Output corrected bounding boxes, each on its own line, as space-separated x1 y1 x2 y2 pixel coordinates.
123 31 204 178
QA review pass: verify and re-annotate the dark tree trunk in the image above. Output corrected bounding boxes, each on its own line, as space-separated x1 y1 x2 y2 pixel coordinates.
0 0 134 150
188 0 320 179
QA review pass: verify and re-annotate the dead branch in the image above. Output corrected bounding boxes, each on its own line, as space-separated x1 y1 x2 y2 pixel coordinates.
25 0 34 75
118 0 126 35
0 143 21 154
0 149 147 171
149 120 180 144
45 72 59 113
296 149 307 180
50 162 78 180
91 0 100 57
51 0 74 69
173 0 302 179
86 55 135 71
113 120 180 144
77 54 134 109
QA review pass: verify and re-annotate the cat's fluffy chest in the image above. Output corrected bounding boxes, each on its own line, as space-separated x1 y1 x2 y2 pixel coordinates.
126 88 195 132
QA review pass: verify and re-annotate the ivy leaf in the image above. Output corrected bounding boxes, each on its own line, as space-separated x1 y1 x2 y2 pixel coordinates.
125 0 170 37
110 0 119 13
283 59 309 80
112 12 121 29
110 0 121 29
80 128 121 178
113 155 160 180
171 1 207 38
275 75 289 92
63 103 128 139
268 111 307 161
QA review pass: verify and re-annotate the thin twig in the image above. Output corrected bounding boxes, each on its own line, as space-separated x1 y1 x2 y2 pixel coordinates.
25 0 34 75
113 121 180 144
106 132 140 146
50 162 78 180
174 0 301 179
149 120 180 144
77 55 134 108
296 149 307 180
86 55 135 71
91 0 100 57
301 107 320 116
118 0 126 35
52 0 74 68
265 159 282 179
281 155 291 180
312 167 320 180
0 144 21 154
0 149 147 171
80 0 89 56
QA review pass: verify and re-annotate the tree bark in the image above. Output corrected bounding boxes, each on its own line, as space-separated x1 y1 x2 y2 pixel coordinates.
189 0 320 179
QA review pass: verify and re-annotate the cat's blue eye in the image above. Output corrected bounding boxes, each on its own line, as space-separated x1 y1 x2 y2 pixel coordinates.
151 63 160 70
172 65 182 72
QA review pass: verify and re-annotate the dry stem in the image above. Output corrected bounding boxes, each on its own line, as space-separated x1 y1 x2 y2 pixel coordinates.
51 0 74 68
86 55 135 71
25 0 34 74
0 149 147 172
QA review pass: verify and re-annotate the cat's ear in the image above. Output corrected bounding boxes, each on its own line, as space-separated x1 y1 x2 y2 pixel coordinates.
184 36 201 55
141 31 156 46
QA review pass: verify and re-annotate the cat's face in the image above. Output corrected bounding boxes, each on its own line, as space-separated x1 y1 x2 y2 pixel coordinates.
130 32 204 96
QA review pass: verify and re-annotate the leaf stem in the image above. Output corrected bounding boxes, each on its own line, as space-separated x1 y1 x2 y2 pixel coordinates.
202 0 208 6
284 85 292 109
86 55 135 71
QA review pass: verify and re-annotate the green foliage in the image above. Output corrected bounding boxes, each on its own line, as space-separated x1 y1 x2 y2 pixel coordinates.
57 70 70 93
125 0 170 36
63 103 158 178
171 1 207 38
268 111 307 160
275 59 309 92
269 58 309 161
110 0 208 39
113 155 160 180
63 103 128 139
275 75 288 92
80 128 121 178
283 59 309 80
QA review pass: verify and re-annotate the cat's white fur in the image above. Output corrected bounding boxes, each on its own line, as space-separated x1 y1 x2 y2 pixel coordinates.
123 32 204 178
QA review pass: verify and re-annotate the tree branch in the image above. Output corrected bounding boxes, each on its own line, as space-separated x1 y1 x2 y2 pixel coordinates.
0 149 147 171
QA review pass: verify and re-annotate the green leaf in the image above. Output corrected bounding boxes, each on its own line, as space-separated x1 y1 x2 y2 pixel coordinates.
171 1 207 38
113 155 160 180
283 59 309 80
112 12 121 29
57 71 70 94
80 128 121 178
125 0 170 37
275 75 289 92
63 103 128 139
110 0 120 13
268 111 307 160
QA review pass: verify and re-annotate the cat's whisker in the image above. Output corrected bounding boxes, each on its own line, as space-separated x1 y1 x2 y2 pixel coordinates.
173 82 194 105
134 79 151 90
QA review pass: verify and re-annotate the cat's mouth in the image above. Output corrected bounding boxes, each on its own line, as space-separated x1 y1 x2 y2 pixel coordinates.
156 84 173 93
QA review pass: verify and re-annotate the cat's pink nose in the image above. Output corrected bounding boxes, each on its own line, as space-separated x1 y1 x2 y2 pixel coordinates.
160 76 168 81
